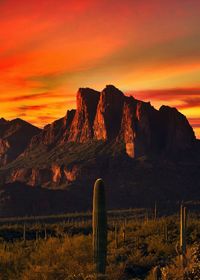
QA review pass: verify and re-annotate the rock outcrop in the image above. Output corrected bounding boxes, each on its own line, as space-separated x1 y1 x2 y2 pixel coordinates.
68 88 100 142
93 85 124 140
159 105 195 152
118 97 137 158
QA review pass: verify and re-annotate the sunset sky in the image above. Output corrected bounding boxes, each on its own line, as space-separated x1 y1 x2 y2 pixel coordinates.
0 0 200 138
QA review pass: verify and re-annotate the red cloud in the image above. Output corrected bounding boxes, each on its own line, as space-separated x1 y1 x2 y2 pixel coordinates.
188 118 200 128
127 88 200 110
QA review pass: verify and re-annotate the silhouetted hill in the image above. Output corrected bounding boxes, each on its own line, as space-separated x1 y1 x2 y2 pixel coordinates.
0 118 41 166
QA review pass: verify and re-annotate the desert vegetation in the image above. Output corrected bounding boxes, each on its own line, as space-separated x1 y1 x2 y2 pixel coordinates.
0 181 200 279
0 212 200 279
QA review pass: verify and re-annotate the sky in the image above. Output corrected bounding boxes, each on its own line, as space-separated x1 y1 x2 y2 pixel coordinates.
0 0 200 138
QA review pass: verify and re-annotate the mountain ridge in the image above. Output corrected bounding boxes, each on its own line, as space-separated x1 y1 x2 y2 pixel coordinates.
23 85 196 156
0 85 199 216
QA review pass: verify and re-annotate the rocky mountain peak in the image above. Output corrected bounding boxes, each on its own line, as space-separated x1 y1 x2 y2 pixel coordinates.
159 105 195 151
93 85 125 140
68 87 100 142
102 84 124 95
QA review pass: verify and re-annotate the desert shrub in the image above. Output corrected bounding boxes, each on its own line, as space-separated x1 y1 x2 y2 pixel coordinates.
20 235 94 280
1 214 200 279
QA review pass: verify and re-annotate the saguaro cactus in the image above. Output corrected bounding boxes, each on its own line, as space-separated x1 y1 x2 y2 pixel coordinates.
176 204 187 267
115 224 119 249
180 204 187 266
44 225 47 240
23 223 26 244
92 178 107 278
145 210 149 223
154 201 157 220
122 219 126 244
164 223 168 243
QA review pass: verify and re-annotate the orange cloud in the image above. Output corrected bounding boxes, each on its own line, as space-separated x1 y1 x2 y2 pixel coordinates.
127 88 200 101
188 118 200 139
189 118 200 128
0 0 200 138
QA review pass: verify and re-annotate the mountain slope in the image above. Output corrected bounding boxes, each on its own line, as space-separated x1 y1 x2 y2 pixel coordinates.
0 118 41 167
0 151 200 216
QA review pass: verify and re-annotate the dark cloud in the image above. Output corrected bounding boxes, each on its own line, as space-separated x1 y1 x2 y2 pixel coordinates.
177 98 200 110
127 88 200 100
0 91 73 103
18 105 48 111
0 92 50 102
127 88 200 110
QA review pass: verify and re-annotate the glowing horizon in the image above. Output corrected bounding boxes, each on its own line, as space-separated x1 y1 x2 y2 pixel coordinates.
1 0 200 138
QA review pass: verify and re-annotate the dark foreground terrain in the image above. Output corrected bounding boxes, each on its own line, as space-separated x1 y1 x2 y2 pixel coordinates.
0 208 200 279
0 149 200 217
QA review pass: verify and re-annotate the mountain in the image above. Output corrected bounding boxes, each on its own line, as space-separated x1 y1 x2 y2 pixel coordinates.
0 118 41 167
0 85 199 216
26 85 196 156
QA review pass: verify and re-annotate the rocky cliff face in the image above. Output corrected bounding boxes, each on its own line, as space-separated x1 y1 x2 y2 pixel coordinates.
93 85 124 140
68 88 100 142
159 105 195 152
0 85 197 189
29 109 76 148
29 85 195 155
67 85 195 156
0 118 41 166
